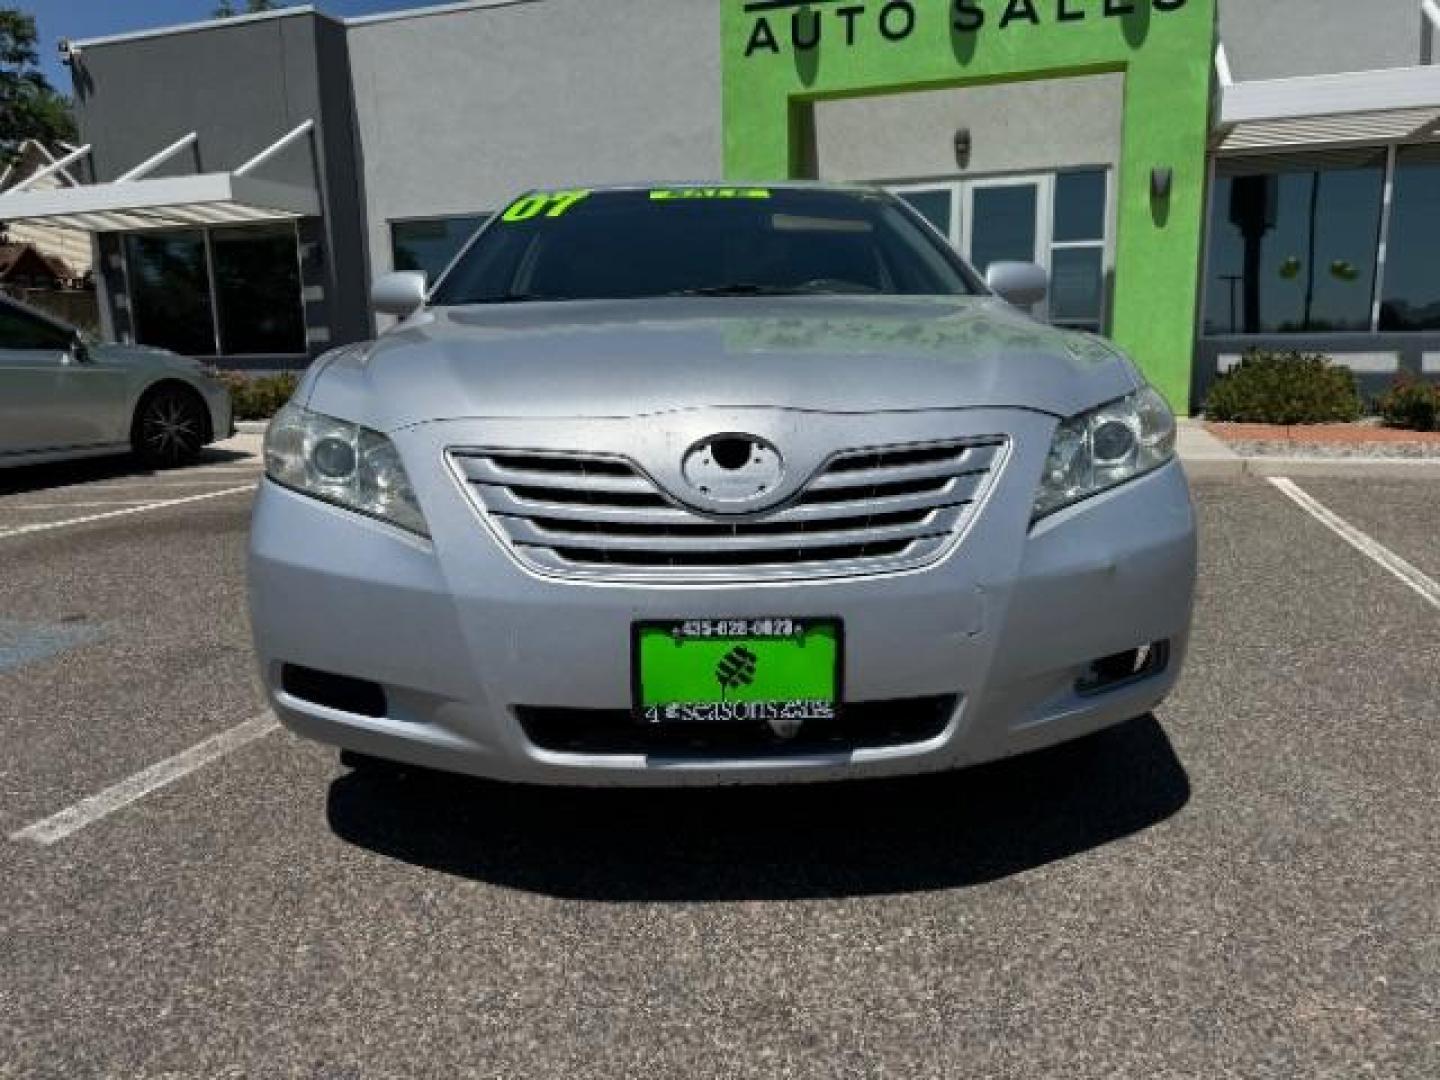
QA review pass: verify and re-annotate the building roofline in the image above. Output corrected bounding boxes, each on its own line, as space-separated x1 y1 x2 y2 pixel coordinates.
71 0 541 51
73 6 331 49
343 1 541 29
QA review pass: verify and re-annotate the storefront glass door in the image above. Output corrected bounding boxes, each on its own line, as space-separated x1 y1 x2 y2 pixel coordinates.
966 179 1043 277
892 169 1109 333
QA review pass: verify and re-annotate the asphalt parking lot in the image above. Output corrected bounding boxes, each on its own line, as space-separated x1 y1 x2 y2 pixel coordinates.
1 446 1436 1078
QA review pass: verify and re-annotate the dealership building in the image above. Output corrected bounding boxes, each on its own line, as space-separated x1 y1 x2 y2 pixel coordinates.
1 0 1438 408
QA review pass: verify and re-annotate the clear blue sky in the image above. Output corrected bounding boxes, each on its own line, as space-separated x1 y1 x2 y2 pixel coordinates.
21 1 424 89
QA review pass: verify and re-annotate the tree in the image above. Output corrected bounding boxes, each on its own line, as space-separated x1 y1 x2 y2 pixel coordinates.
214 1 285 17
0 8 77 166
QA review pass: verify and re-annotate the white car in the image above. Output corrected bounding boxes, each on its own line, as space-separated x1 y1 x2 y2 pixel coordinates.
0 293 233 469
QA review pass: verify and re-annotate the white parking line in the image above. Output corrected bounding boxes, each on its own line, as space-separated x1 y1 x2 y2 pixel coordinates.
9 714 280 846
0 500 161 511
5 475 260 497
0 486 254 541
1270 477 1440 612
61 480 257 491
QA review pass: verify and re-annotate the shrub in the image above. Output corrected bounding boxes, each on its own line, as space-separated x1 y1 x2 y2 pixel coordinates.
1204 351 1362 425
1376 377 1440 432
209 370 301 421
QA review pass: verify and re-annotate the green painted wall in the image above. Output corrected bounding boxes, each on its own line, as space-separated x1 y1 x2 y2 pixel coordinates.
720 0 1217 409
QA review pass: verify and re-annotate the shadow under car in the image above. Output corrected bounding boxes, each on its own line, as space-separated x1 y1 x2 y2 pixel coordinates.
326 714 1190 903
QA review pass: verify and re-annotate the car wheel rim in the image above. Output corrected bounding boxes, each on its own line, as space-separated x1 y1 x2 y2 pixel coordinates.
142 395 202 460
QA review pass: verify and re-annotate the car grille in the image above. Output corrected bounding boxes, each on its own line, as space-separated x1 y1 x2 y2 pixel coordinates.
449 438 1006 582
515 696 959 757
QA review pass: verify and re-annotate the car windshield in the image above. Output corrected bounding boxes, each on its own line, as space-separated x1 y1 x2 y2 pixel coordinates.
430 186 983 306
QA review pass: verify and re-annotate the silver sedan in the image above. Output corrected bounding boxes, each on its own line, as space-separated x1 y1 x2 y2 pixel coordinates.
0 293 232 470
249 184 1196 787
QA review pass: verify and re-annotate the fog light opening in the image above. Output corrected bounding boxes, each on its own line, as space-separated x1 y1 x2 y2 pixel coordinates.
1076 641 1169 696
281 664 388 718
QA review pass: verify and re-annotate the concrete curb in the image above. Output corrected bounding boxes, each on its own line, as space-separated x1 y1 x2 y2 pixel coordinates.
1182 453 1440 480
1237 456 1440 479
235 420 270 435
1177 420 1440 479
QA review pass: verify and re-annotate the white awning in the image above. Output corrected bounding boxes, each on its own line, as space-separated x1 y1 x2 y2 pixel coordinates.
0 121 320 232
0 172 320 231
1216 65 1440 153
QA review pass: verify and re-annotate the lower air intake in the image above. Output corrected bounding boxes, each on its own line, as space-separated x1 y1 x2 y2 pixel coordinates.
515 696 958 757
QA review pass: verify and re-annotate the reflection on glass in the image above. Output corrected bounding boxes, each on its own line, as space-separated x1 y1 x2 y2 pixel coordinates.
1050 247 1104 328
212 224 305 355
1204 153 1384 334
124 231 216 356
391 216 490 282
970 184 1037 275
1380 145 1440 332
0 305 72 349
896 190 953 243
1054 170 1106 243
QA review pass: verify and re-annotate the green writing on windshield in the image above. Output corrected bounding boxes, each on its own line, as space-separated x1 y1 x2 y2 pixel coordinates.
499 190 591 223
650 187 771 201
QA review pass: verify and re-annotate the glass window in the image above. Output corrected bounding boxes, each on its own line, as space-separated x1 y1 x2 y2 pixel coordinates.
1053 170 1106 243
1205 152 1385 335
0 300 72 350
895 189 954 242
1380 144 1440 332
969 184 1038 276
1049 169 1107 332
432 189 982 306
391 216 490 282
211 224 305 355
124 231 216 356
1050 248 1105 326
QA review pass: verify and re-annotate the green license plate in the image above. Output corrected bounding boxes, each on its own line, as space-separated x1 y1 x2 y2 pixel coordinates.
633 618 842 724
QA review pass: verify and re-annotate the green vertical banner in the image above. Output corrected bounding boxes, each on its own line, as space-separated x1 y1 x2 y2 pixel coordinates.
719 0 1217 411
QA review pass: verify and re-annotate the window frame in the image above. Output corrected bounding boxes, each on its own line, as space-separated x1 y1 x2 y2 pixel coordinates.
120 221 308 359
889 167 1114 334
1201 143 1440 340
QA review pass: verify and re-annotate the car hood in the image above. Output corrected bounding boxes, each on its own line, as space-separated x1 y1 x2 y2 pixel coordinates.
305 296 1140 430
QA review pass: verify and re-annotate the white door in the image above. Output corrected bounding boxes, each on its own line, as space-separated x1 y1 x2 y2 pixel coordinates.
962 175 1050 319
892 170 1111 332
889 183 961 250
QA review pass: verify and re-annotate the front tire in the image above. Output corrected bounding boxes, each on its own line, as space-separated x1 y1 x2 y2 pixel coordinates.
132 385 209 468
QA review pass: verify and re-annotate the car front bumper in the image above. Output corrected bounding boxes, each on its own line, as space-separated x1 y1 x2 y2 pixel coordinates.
200 378 234 442
248 412 1196 787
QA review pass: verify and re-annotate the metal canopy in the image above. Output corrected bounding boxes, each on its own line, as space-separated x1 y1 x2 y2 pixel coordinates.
0 122 319 232
1216 64 1440 153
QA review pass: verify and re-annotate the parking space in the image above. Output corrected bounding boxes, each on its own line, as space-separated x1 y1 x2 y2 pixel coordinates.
1290 478 1440 588
0 435 262 529
1 471 1436 1076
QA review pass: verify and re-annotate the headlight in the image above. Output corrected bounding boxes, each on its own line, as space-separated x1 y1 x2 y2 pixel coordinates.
1034 386 1176 519
264 403 429 536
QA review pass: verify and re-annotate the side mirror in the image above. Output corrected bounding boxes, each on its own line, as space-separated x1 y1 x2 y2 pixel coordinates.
371 271 428 318
985 261 1049 308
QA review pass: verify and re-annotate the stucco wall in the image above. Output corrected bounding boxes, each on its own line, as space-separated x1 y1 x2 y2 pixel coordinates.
347 0 723 282
811 73 1124 183
1219 0 1427 80
73 16 328 185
